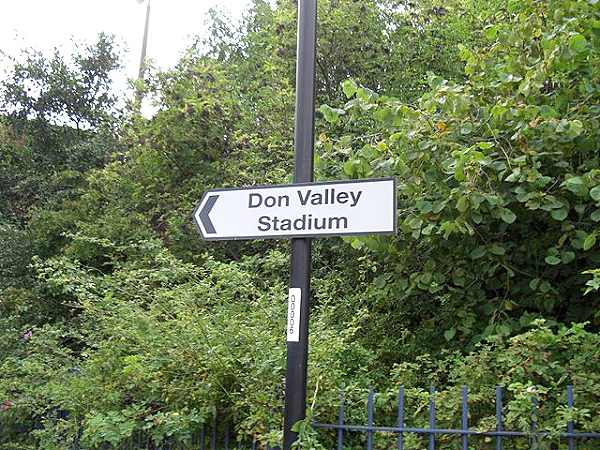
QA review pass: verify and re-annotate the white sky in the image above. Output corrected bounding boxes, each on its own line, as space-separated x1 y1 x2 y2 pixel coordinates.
0 0 256 79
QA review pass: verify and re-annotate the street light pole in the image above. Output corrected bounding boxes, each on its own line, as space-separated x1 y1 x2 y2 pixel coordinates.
136 0 151 106
138 0 151 80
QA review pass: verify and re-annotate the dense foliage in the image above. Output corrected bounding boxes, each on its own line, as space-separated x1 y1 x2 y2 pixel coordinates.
0 0 598 449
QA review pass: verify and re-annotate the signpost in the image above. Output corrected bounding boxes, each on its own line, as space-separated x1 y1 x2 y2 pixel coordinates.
283 3 316 448
192 179 396 241
191 1 397 448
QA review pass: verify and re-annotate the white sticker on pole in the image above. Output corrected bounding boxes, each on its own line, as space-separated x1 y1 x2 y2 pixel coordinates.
287 288 301 342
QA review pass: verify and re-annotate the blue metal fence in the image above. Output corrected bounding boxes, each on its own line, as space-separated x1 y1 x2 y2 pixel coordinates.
2 385 599 449
311 385 600 450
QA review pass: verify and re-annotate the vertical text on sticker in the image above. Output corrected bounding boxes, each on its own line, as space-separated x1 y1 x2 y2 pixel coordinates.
287 288 301 342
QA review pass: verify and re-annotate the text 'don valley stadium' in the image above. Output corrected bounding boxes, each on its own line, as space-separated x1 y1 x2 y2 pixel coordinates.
192 178 397 241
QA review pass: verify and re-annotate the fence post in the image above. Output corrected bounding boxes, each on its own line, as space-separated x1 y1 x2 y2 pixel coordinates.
397 386 404 450
531 395 538 449
337 391 345 450
211 415 217 450
461 386 468 450
224 421 230 450
200 424 205 450
366 388 375 450
428 386 436 450
496 387 503 450
567 385 575 450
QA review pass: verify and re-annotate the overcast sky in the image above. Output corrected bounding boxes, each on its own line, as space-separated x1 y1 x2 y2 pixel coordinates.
0 0 257 79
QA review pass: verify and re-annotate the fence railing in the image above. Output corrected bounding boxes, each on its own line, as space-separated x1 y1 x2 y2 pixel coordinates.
2 385 599 449
311 385 600 450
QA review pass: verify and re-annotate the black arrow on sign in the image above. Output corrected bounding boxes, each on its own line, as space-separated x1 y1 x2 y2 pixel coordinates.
199 195 218 234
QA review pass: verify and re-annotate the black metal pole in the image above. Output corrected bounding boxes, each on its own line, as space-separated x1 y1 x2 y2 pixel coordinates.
283 1 317 449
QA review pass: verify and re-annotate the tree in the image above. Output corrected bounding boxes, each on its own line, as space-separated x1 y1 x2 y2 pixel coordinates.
0 33 123 222
1 33 121 131
318 0 600 359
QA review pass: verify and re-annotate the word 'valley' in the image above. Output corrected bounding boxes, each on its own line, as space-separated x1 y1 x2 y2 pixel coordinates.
248 188 362 209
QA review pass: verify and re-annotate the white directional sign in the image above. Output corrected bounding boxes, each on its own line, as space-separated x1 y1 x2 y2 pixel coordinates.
192 178 396 240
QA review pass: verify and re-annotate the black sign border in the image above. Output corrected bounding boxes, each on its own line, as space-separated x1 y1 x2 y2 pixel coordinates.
192 177 397 241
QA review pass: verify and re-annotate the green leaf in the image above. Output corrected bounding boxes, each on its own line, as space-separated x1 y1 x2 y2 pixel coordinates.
433 201 446 214
349 238 363 250
477 142 493 150
356 86 377 102
490 244 506 256
484 26 498 40
567 120 584 138
561 251 575 264
539 105 558 119
505 168 521 182
454 163 465 181
590 186 600 202
497 324 511 335
460 123 474 135
341 79 358 99
551 208 568 221
565 176 583 185
584 234 597 251
343 160 354 176
444 327 456 341
416 200 433 213
569 34 588 53
470 246 486 259
540 281 552 293
591 209 600 222
500 208 517 224
319 104 345 124
408 217 423 230
545 255 561 265
422 224 435 235
456 196 469 213
563 176 588 196
374 275 387 289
